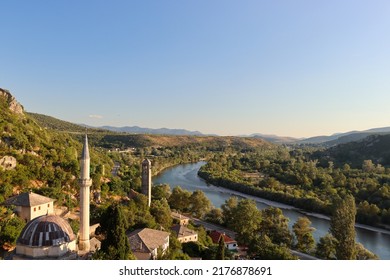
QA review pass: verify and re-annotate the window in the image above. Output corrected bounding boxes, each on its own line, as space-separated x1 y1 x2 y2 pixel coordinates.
38 206 41 210
34 207 36 212
48 204 50 208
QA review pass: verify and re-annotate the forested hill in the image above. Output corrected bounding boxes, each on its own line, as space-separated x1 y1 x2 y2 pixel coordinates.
0 90 113 203
315 134 390 168
27 112 109 134
27 112 273 150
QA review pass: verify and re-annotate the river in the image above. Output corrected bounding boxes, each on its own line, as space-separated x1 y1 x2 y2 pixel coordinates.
153 161 390 259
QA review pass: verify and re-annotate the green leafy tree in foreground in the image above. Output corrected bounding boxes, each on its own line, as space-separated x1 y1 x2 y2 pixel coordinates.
315 234 337 259
0 209 26 248
169 186 191 212
189 190 211 218
260 207 292 246
249 234 297 260
229 199 262 245
292 216 315 253
355 243 379 260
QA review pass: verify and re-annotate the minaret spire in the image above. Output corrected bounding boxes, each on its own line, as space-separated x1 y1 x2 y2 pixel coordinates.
79 134 92 252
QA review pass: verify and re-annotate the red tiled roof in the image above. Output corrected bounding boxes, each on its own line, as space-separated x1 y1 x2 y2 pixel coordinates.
209 230 236 244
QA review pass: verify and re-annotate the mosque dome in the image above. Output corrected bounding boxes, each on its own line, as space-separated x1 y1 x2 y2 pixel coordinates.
15 215 77 259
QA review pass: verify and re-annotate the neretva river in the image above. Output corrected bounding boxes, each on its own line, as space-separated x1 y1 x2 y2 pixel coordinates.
153 161 390 259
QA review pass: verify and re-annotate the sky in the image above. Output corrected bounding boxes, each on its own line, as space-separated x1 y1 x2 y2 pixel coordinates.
0 0 389 138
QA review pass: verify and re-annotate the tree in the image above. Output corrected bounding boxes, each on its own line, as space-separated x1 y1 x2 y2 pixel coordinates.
0 213 25 248
150 198 172 230
221 196 238 228
158 235 191 260
168 186 191 212
355 243 379 260
330 195 356 260
96 204 135 260
292 217 315 253
249 234 297 260
315 234 337 260
216 235 225 260
182 241 204 258
204 208 224 225
231 199 262 245
189 190 211 218
362 160 375 173
260 207 292 246
356 201 380 225
152 184 171 201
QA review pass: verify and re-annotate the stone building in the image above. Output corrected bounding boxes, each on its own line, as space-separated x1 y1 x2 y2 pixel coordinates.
171 212 190 225
209 230 238 251
14 215 77 260
171 224 198 243
5 192 54 222
11 135 97 259
127 228 170 260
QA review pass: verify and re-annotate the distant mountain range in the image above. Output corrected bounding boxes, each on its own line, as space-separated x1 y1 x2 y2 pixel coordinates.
247 133 299 144
29 111 390 146
297 127 390 146
242 127 390 145
94 125 205 136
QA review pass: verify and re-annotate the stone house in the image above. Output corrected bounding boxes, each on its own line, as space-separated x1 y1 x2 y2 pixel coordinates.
4 192 55 222
171 225 198 243
127 228 170 260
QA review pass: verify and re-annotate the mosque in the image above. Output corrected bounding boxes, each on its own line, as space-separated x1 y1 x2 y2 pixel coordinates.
11 135 96 260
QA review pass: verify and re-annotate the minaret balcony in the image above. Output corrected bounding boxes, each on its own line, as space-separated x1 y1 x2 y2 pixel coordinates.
79 178 92 186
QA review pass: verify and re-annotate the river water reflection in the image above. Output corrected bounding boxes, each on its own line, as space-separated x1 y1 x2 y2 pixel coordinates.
153 161 390 259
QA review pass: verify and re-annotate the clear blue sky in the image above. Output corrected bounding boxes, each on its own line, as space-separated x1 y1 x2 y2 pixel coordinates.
1 0 389 138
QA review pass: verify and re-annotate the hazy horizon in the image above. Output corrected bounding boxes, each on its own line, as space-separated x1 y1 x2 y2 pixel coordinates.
1 1 389 138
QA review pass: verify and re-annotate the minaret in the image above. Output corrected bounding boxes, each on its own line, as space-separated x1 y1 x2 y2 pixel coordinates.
141 159 152 207
79 135 92 251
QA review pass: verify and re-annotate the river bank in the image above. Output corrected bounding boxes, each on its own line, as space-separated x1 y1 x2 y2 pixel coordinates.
155 162 390 236
197 167 390 236
153 161 390 259
198 176 390 236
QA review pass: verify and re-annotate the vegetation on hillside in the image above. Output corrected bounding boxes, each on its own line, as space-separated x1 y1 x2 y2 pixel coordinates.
0 91 386 260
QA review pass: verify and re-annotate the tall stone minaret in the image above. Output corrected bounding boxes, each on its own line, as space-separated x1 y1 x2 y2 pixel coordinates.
79 135 92 251
141 159 152 207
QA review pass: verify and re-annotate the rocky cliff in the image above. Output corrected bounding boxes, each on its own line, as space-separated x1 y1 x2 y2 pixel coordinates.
0 88 24 115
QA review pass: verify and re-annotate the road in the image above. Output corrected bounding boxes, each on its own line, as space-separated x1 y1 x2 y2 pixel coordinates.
111 162 120 177
191 217 237 239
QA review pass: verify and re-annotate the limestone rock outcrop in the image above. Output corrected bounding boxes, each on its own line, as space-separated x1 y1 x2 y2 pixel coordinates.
0 88 24 115
0 156 17 170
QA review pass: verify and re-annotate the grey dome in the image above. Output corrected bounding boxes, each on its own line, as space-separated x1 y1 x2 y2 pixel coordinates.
18 215 75 247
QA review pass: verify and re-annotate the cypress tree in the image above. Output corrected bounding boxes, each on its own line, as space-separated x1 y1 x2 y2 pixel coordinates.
330 195 356 260
216 235 225 260
99 204 134 260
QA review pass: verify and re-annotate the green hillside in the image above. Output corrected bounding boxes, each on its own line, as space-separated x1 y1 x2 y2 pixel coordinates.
0 92 113 204
316 134 390 168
